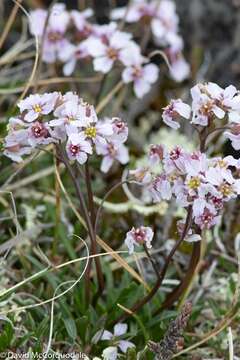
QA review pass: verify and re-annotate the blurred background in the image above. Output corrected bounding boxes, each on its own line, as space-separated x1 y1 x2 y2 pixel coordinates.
2 0 240 85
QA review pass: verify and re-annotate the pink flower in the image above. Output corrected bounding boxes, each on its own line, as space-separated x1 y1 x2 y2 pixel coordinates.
162 99 191 129
85 30 135 73
205 83 237 108
96 142 129 173
168 51 190 82
122 63 159 98
184 152 208 177
66 133 92 164
124 226 154 254
194 206 220 230
4 129 31 162
27 121 55 147
80 119 113 147
164 146 187 174
205 167 240 200
148 175 172 202
30 4 70 64
18 93 59 122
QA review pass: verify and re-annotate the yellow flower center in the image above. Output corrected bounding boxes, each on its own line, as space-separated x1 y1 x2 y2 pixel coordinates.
219 183 232 197
188 176 201 190
33 104 42 113
84 126 97 138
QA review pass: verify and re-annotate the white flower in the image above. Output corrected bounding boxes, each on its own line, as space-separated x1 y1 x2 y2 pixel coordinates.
102 347 118 360
18 93 59 122
96 323 135 360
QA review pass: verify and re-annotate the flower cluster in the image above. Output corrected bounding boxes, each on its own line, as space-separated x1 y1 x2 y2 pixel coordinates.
29 1 188 98
111 0 190 82
162 82 240 150
3 92 129 172
131 146 240 232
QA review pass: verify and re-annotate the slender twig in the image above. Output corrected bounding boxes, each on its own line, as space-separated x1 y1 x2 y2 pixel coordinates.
143 243 161 280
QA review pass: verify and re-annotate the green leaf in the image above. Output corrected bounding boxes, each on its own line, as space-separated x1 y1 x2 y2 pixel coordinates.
63 317 77 340
0 321 14 351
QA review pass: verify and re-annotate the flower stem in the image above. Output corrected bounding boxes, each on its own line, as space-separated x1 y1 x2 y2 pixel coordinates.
56 145 104 300
143 243 161 280
84 161 105 300
112 206 193 324
153 241 201 315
